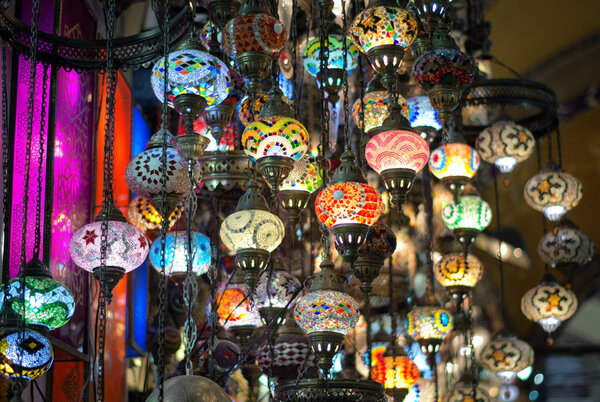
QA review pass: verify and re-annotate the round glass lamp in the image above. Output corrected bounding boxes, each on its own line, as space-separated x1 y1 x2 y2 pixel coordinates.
279 155 322 226
242 116 309 162
434 252 483 299
429 142 480 197
302 34 359 78
380 350 421 401
538 220 594 269
0 325 54 380
480 335 534 384
521 278 577 337
524 164 583 221
407 95 442 141
447 382 491 402
406 305 453 357
354 221 397 295
255 259 301 325
149 231 211 278
126 196 181 235
216 283 260 330
477 121 535 173
441 194 492 249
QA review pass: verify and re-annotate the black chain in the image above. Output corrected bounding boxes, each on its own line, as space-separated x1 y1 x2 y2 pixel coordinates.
422 167 435 294
355 0 366 172
341 0 351 152
1 41 10 277
492 170 505 321
291 0 299 117
33 63 49 258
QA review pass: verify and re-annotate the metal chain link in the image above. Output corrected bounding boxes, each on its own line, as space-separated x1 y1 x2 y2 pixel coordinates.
32 62 49 257
341 0 350 151
422 167 435 293
290 0 299 117
1 41 10 277
355 0 367 172
183 179 199 375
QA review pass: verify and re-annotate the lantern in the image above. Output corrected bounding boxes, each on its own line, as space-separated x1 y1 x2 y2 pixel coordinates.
126 196 181 235
255 256 302 325
407 95 442 142
538 219 594 269
447 381 491 402
405 378 436 402
279 155 322 227
524 163 583 221
149 231 211 278
429 142 480 197
238 80 292 126
216 282 260 330
413 0 450 33
406 305 453 357
442 194 492 249
476 121 535 173
480 335 534 384
380 350 421 401
353 221 397 295
0 325 54 381
434 252 483 299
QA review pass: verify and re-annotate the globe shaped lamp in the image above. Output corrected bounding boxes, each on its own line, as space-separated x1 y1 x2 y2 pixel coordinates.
70 203 149 299
315 151 384 265
222 0 287 93
406 304 453 361
0 257 75 332
521 276 578 339
149 231 211 281
354 221 397 296
216 281 261 331
366 106 430 208
294 262 359 375
0 321 54 381
429 141 480 198
379 348 421 401
446 376 491 402
279 155 322 227
524 163 583 221
350 0 417 88
255 256 302 325
127 196 181 237
441 194 492 250
407 95 442 142
538 219 594 271
220 179 285 290
476 121 535 173
480 335 534 384
434 252 483 300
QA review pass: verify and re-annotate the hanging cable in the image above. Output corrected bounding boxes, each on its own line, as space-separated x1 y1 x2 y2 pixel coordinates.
555 127 563 168
492 170 505 322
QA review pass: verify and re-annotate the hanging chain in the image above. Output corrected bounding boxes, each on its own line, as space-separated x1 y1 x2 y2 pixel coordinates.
341 0 351 152
32 63 49 258
290 0 299 117
183 177 199 375
492 170 505 321
1 41 10 277
422 167 435 294
355 0 367 172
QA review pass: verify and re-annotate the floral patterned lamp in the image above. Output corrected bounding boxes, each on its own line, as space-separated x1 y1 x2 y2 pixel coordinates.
442 194 492 250
480 334 534 384
537 219 594 272
434 252 483 300
477 121 535 173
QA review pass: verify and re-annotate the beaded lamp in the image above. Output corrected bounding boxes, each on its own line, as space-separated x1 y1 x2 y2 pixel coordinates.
429 139 480 198
0 323 54 381
353 221 397 296
521 276 577 338
255 256 301 325
149 230 211 278
69 203 149 298
538 219 594 270
442 194 492 250
279 155 322 227
524 163 583 221
350 0 417 88
0 257 75 331
476 121 535 173
220 179 285 290
434 252 483 300
480 334 534 384
126 196 181 236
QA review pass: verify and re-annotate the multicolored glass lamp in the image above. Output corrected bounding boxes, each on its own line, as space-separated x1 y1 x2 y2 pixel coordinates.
524 163 583 221
70 203 149 299
220 179 285 290
315 150 384 266
222 0 287 93
538 219 594 272
242 85 310 195
405 378 436 402
149 230 211 281
434 252 483 300
353 221 397 296
406 298 453 363
521 275 577 342
279 155 322 227
126 196 181 237
379 347 421 401
441 194 492 250
476 121 535 173
480 334 534 384
294 260 359 376
366 103 430 209
407 95 442 142
0 257 75 332
350 0 417 89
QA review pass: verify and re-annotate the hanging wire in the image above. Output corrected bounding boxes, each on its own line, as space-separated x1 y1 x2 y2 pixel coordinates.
422 167 435 294
492 170 506 321
291 0 299 117
353 0 367 171
341 0 351 152
555 127 563 168
546 131 553 165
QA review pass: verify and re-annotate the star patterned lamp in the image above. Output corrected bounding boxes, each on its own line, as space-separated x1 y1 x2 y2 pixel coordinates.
69 203 149 298
434 252 483 300
315 151 384 266
429 140 480 198
521 275 577 339
0 322 54 381
149 231 211 279
442 194 492 250
0 257 75 331
353 221 397 296
538 219 595 270
524 163 583 221
255 256 302 325
350 0 417 88
480 334 534 384
222 0 287 93
294 261 360 375
476 121 535 173
220 179 285 290
279 155 322 227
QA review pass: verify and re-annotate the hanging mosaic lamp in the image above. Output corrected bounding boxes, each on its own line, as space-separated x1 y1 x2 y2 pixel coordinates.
379 347 421 401
446 374 491 402
412 22 476 123
537 219 594 270
352 74 410 135
294 260 360 375
521 275 577 340
222 0 287 93
149 230 211 280
524 163 583 221
0 257 75 332
434 252 483 300
350 0 417 88
208 0 241 29
242 85 310 194
125 129 200 217
412 0 450 33
315 151 384 266
365 103 430 209
407 95 443 142
441 194 492 250
126 196 181 236
405 378 436 402
220 179 285 290
279 155 322 227
480 334 534 384
406 300 453 360
238 78 292 126
216 272 261 333
69 203 149 298
476 121 536 173
255 255 302 326
353 221 397 296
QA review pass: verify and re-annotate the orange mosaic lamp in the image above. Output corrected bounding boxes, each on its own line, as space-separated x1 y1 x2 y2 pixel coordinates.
434 252 483 300
378 349 421 401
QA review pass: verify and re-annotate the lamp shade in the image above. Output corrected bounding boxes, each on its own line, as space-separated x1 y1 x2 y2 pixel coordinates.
412 48 475 92
127 197 181 233
352 91 410 133
151 49 231 107
349 6 417 54
366 130 430 174
149 231 211 277
241 116 309 162
381 355 421 391
294 290 360 335
476 121 535 173
220 209 285 253
524 165 583 221
358 221 397 260
70 220 149 273
480 336 534 383
215 283 260 329
255 269 302 309
315 182 384 229
429 143 479 181
447 384 491 402
537 221 594 267
434 252 483 292
521 281 578 334
222 12 286 59
406 306 453 344
0 327 54 380
280 155 322 193
441 195 492 232
302 34 359 78
407 95 442 131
